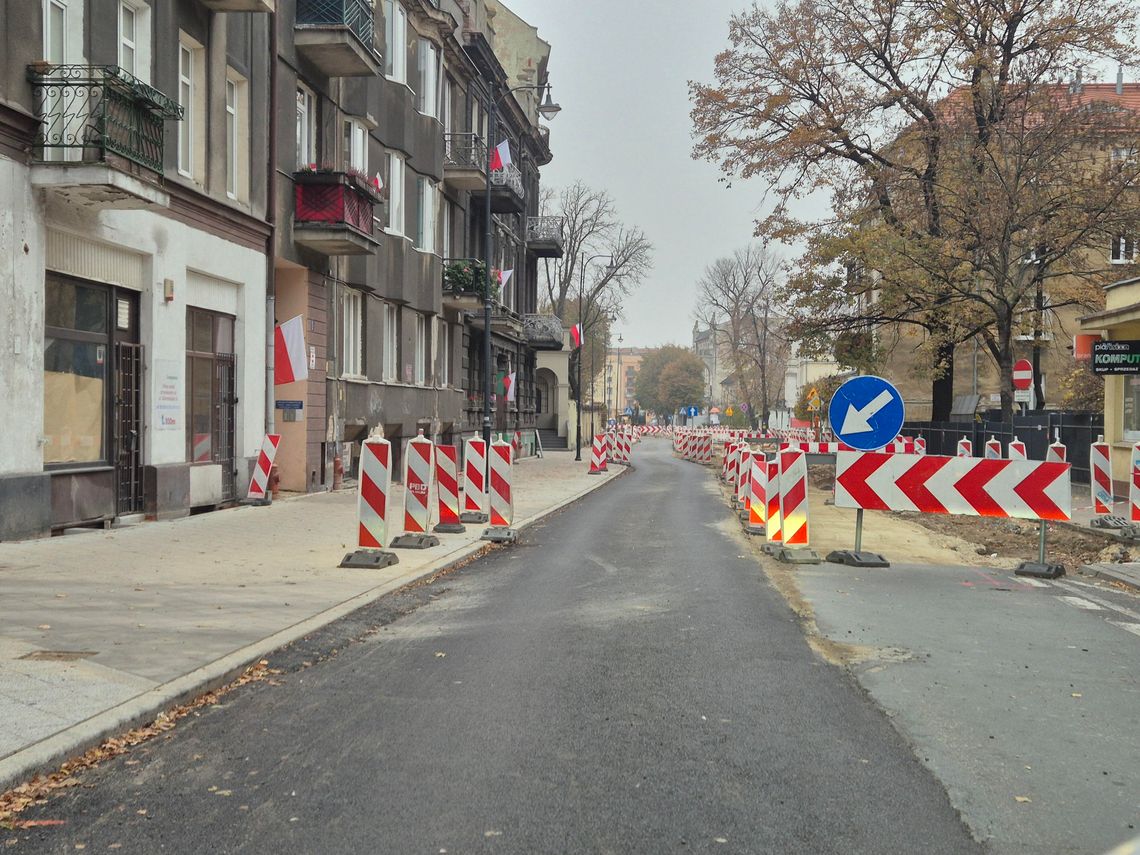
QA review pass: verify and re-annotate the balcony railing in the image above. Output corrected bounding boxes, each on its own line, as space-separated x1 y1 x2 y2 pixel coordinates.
490 163 524 197
293 169 380 253
295 0 375 52
442 258 497 302
27 64 183 173
527 216 565 244
524 314 564 349
444 133 488 171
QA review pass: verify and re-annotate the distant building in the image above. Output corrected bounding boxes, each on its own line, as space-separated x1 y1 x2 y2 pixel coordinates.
604 347 651 421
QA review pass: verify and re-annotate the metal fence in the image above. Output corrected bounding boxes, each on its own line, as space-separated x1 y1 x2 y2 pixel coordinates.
902 412 1104 484
296 0 375 51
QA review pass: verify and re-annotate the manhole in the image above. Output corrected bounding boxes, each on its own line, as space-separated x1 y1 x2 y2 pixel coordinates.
19 650 98 661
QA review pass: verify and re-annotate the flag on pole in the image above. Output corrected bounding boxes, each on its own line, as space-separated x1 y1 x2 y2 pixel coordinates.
504 371 517 402
489 139 512 171
274 315 309 385
499 268 513 287
373 172 384 192
570 324 582 349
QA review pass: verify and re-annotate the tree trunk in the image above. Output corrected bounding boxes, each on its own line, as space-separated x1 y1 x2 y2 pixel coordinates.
930 339 955 422
998 333 1015 424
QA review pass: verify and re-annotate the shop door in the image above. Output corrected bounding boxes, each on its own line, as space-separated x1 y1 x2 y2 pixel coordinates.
215 354 237 501
113 341 144 514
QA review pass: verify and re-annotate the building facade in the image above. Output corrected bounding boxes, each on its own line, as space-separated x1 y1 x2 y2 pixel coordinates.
603 346 649 421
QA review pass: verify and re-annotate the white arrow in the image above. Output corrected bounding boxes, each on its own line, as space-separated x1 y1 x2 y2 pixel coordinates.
840 390 895 435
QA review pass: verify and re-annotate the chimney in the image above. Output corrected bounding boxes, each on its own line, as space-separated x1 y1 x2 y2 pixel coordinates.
1117 65 1125 96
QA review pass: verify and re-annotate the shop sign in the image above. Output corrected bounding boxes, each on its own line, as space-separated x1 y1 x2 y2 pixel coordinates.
1091 340 1140 374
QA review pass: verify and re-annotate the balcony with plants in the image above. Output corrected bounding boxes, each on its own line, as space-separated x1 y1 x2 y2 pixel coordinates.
292 164 382 255
442 258 498 310
294 0 381 77
26 63 183 206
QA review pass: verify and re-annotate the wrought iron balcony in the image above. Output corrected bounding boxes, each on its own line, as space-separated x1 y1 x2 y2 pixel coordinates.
524 314 565 350
294 0 380 77
293 169 380 255
473 162 525 214
26 64 182 206
443 133 487 191
527 216 565 258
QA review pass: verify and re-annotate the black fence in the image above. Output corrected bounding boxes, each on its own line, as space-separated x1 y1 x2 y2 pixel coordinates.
902 412 1104 485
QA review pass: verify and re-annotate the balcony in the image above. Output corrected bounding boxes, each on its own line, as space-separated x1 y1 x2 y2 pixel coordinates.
472 163 524 214
442 257 493 311
527 216 565 258
201 0 273 10
443 133 487 191
26 64 182 207
294 0 381 78
292 169 381 255
523 314 565 350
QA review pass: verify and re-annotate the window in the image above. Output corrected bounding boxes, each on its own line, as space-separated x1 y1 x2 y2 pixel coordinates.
186 308 235 465
387 152 405 235
119 2 136 75
343 118 367 173
1111 235 1137 264
45 0 66 65
441 75 452 134
1125 377 1140 441
417 38 439 117
436 318 449 387
441 199 451 258
384 0 407 83
178 42 194 176
225 73 249 201
43 276 110 466
415 176 437 252
297 85 315 168
414 313 426 385
383 303 398 381
342 289 363 377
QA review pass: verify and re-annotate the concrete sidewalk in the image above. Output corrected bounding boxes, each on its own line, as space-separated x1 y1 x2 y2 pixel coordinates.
0 450 628 790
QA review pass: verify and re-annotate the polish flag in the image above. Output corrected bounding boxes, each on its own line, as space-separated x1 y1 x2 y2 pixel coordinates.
274 315 309 385
489 139 512 171
499 268 513 286
503 371 517 402
373 172 384 192
570 323 582 349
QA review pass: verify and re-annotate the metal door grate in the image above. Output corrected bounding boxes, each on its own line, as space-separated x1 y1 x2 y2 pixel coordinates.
114 342 143 514
215 354 236 501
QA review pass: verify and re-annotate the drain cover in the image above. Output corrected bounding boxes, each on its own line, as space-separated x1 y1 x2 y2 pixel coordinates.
20 650 98 661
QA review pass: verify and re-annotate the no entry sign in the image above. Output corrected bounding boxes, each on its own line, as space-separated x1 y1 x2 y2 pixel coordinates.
1012 359 1032 390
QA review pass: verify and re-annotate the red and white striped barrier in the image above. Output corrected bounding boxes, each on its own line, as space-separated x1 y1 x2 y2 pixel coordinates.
1008 437 1027 461
489 438 514 527
1131 443 1140 522
779 450 810 546
835 451 1071 521
246 434 281 500
356 436 393 548
957 438 973 458
747 455 767 535
434 444 464 532
765 459 782 545
620 430 632 463
1046 441 1067 464
589 434 609 474
779 442 853 454
402 432 434 534
463 437 488 519
738 448 753 510
1091 436 1113 515
914 435 927 456
699 434 713 465
984 436 1002 460
727 443 743 490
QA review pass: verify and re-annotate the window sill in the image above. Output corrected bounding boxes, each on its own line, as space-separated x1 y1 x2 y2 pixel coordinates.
341 373 369 384
44 464 114 475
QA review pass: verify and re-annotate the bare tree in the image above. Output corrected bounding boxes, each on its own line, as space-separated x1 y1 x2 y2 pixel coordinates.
695 246 790 430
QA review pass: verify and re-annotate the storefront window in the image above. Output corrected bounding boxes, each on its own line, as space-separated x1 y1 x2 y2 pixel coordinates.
1124 376 1140 441
186 308 236 464
43 277 109 465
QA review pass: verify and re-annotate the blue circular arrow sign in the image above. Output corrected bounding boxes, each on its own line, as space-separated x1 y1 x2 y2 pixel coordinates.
828 375 905 451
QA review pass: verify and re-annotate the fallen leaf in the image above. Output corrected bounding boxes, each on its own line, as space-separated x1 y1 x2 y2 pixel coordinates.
135 810 147 816
37 624 51 630
74 846 85 851
435 652 446 658
12 819 66 829
1072 693 1082 698
109 845 122 850
1015 796 1032 803
714 837 728 844
214 790 232 797
484 830 502 838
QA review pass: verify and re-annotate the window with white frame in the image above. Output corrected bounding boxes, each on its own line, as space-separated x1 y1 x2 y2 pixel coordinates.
1014 293 1053 341
296 85 315 168
415 176 437 251
441 199 451 258
384 0 407 84
177 40 194 176
1112 234 1137 264
441 75 452 134
119 2 137 75
414 314 426 385
436 318 449 387
343 118 367 173
225 71 249 201
387 152 405 235
417 38 439 117
383 303 398 381
45 0 67 65
342 289 363 377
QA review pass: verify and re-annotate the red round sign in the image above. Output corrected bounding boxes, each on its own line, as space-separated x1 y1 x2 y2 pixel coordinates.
1012 359 1033 390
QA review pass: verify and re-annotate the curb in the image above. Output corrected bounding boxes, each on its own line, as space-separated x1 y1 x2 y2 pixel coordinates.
0 466 629 793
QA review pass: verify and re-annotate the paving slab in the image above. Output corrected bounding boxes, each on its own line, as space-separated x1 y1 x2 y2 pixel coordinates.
0 448 630 789
1083 561 1140 592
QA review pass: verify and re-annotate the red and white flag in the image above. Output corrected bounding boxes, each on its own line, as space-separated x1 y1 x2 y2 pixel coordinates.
373 172 384 192
499 268 513 286
504 371 517 402
489 139 512 171
570 323 582 349
274 314 309 385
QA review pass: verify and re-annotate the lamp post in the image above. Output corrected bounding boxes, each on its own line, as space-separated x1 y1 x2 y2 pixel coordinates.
482 81 561 452
574 253 612 460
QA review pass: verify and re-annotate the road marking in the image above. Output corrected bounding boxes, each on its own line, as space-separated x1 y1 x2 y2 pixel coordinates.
1109 621 1140 638
1054 580 1140 621
1016 577 1052 588
1057 596 1104 611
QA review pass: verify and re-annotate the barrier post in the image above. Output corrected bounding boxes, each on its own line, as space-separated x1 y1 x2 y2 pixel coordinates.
1008 436 1027 460
246 434 281 504
914 435 927 456
434 444 466 534
984 436 1002 460
589 433 609 474
1046 441 1067 464
482 438 517 543
765 459 782 547
1091 435 1113 516
339 435 399 568
1131 443 1140 522
747 454 766 535
737 449 752 519
957 438 973 458
461 437 489 523
391 431 439 549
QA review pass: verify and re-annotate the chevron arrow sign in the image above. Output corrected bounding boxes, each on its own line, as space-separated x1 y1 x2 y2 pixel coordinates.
834 451 1071 522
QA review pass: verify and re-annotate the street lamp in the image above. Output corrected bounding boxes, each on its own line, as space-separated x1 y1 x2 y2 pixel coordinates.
574 253 613 461
482 82 560 453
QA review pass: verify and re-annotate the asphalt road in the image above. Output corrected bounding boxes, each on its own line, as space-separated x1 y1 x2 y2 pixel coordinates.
8 441 981 854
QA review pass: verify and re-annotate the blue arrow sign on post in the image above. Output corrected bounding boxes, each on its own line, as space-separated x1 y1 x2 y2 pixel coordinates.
828 375 905 451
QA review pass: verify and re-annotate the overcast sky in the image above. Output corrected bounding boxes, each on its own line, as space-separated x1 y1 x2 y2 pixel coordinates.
504 0 766 349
